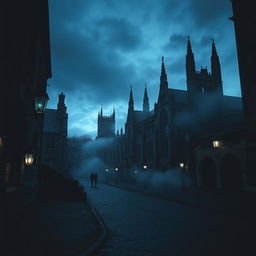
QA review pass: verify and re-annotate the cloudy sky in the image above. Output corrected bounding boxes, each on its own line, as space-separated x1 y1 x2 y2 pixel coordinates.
47 0 240 139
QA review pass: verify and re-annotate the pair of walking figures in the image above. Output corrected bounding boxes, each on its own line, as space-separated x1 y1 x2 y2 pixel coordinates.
90 172 98 188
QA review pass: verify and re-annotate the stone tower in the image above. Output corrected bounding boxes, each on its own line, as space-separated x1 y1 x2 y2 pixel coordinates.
97 106 115 138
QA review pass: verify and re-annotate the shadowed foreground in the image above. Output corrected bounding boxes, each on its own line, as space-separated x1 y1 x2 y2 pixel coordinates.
24 200 101 256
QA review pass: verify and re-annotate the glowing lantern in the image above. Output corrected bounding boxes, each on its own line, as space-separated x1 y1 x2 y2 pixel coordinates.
35 93 49 114
25 153 34 166
143 165 147 169
212 140 222 148
115 168 118 171
179 162 184 168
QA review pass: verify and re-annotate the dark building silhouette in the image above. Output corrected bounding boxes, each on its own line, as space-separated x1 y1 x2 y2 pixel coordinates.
41 93 68 176
230 0 256 137
229 0 256 185
97 39 245 189
186 38 223 102
97 107 115 139
0 0 51 254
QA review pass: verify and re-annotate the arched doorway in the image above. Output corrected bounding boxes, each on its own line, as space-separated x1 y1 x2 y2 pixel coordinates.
199 156 217 189
220 154 242 190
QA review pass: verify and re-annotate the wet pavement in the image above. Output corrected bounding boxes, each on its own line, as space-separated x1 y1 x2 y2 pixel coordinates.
81 180 254 256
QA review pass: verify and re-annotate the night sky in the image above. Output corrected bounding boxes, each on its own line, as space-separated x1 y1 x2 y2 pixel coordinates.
47 0 240 138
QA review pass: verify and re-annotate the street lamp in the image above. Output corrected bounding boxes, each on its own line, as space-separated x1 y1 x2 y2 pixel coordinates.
35 93 49 114
105 169 109 172
212 140 222 148
25 150 35 166
179 163 185 194
115 167 118 171
143 165 147 170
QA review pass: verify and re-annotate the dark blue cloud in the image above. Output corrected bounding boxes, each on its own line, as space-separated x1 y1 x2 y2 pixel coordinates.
48 0 241 138
96 17 142 51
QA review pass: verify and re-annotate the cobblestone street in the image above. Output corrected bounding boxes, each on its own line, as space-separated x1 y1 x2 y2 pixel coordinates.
81 180 254 256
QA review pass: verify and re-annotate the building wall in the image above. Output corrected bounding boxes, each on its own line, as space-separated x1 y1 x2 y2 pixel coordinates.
0 0 52 253
41 94 68 176
230 0 256 185
230 0 256 138
1 0 51 190
97 43 243 189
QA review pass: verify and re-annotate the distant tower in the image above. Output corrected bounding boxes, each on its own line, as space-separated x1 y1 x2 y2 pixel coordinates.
127 86 135 123
57 92 68 136
186 37 202 96
97 106 115 139
112 107 115 122
186 37 223 97
129 86 134 111
143 84 149 112
211 39 223 95
57 92 67 112
159 56 168 95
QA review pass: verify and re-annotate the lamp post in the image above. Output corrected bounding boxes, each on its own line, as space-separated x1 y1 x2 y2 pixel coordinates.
179 162 185 194
34 92 48 189
114 168 119 184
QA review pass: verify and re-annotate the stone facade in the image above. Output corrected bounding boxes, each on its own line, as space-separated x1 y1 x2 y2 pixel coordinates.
97 39 245 189
0 0 51 190
41 93 68 176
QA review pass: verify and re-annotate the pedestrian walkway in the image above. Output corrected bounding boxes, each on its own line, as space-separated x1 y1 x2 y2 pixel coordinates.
23 200 102 256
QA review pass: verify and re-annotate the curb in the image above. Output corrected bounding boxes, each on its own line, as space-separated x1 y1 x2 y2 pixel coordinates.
79 199 108 256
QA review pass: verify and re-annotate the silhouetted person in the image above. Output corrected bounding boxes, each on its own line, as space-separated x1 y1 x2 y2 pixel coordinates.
94 172 98 187
90 172 94 188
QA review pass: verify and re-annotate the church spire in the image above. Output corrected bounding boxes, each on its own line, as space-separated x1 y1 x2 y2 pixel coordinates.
187 36 193 55
160 56 167 83
160 56 168 92
129 86 134 111
127 86 135 123
112 107 115 120
143 83 149 112
211 38 217 57
186 36 197 93
186 36 196 76
211 38 223 94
